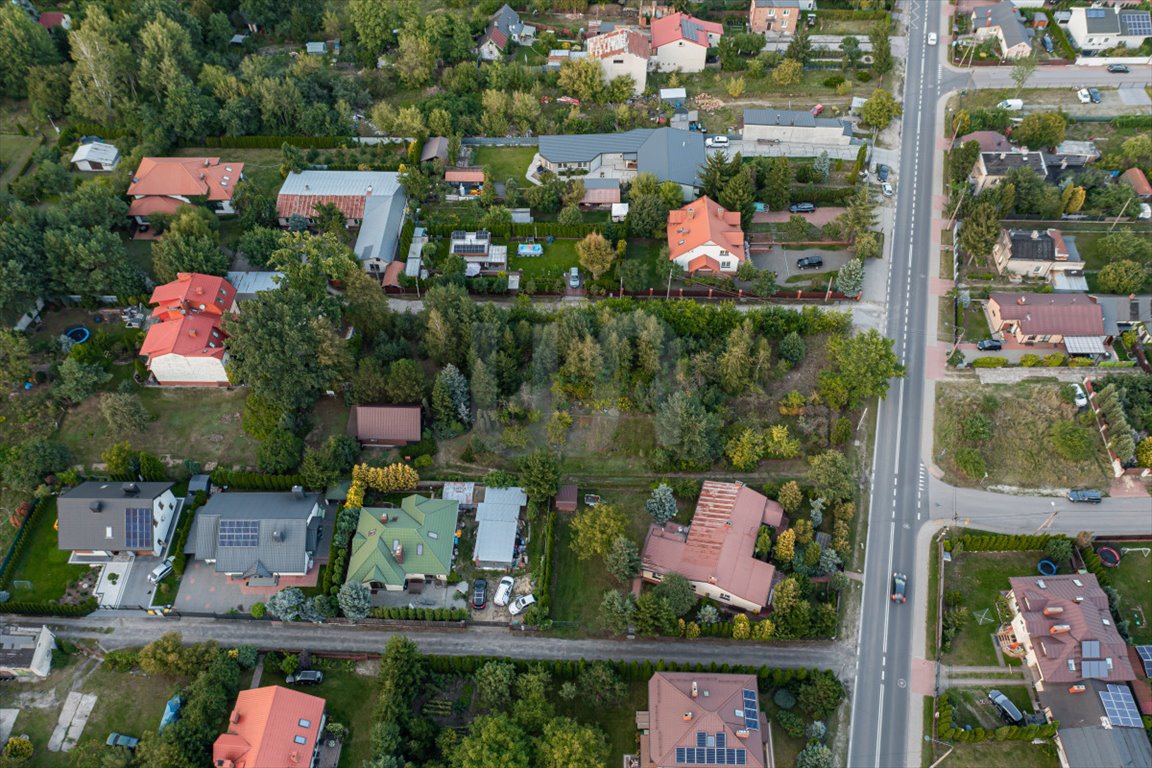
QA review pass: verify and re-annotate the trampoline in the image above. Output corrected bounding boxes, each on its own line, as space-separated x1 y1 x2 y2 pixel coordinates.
1038 559 1058 576
1097 546 1121 567
64 326 90 344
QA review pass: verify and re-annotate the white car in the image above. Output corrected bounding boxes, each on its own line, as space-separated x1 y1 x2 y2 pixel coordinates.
493 575 515 607
881 182 894 197
148 555 176 584
705 135 729 148
509 594 537 616
1076 88 1091 104
927 32 937 46
1071 383 1088 409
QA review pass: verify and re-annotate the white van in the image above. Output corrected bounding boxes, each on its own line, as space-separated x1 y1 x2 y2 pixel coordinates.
705 135 729 148
997 99 1024 111
148 555 176 584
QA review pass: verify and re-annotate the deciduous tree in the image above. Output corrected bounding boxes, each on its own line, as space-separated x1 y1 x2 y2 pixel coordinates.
576 232 616 280
572 503 628 559
772 58 803 86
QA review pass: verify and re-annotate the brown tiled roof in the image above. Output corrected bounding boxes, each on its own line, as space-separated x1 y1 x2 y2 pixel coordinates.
642 672 767 768
587 28 651 60
990 293 1104 337
277 194 369 221
1121 167 1152 196
1009 574 1137 684
213 686 325 768
667 196 745 261
128 196 186 218
139 314 227 360
347 405 422 443
641 482 782 609
959 131 1014 153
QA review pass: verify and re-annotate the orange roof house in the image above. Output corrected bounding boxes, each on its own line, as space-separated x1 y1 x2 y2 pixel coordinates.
667 196 746 275
127 157 244 222
641 481 782 613
636 671 768 768
650 12 722 73
213 685 326 768
1121 167 1152 199
149 272 237 320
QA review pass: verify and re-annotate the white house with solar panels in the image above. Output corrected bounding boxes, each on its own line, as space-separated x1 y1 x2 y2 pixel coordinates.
1066 6 1152 52
186 488 325 585
56 481 178 559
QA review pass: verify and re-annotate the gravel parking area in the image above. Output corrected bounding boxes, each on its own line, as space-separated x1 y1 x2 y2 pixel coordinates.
469 574 535 623
752 245 853 280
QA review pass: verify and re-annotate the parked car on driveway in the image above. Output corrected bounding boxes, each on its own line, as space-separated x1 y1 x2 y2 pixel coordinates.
148 555 175 584
1088 88 1102 104
568 267 581 289
1076 88 1092 104
796 256 824 270
988 690 1024 725
509 594 537 616
881 182 894 197
789 202 816 213
705 135 729 148
1071 383 1088 409
471 578 487 610
286 670 324 685
976 338 1002 351
494 575 515 606
106 734 139 750
876 164 890 182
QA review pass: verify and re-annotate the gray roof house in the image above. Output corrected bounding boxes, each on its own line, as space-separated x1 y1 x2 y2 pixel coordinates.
0 625 55 679
537 128 706 193
187 489 326 582
970 3 1035 59
57 481 178 558
473 486 527 570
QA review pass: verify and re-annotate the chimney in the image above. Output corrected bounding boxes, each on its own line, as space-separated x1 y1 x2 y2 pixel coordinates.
999 153 1006 160
380 513 388 524
304 184 310 191
682 711 693 721
292 485 304 499
231 711 241 724
1043 606 1064 617
195 286 205 295
1049 624 1071 635
1037 578 1046 588
203 159 210 167
89 500 103 513
393 540 403 564
691 681 698 698
122 483 139 496
1018 296 1027 305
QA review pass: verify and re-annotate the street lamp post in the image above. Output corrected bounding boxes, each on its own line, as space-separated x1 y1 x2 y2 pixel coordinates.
924 735 954 768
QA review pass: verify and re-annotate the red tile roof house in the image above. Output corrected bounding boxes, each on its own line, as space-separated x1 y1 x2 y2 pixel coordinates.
347 405 423 447
635 671 769 768
641 481 782 613
1121 167 1152 200
213 685 326 768
149 272 237 321
126 157 244 226
667 196 747 275
140 272 237 386
650 12 723 74
985 293 1109 356
445 168 485 197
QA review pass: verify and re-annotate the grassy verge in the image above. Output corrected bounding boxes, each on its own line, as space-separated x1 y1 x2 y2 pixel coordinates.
927 537 941 659
471 146 537 183
941 550 1040 667
0 133 42 187
5 498 89 602
1096 543 1152 644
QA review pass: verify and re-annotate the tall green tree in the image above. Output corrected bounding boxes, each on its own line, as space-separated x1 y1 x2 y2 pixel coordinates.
449 714 531 768
538 718 610 768
152 208 226 282
0 4 58 98
68 6 133 123
519 449 561 501
826 329 905 407
869 19 893 78
654 391 721 469
719 168 757 232
859 89 903 129
45 226 141 299
762 157 793 211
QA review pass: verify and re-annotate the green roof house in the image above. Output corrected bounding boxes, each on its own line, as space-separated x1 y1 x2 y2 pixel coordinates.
345 495 459 591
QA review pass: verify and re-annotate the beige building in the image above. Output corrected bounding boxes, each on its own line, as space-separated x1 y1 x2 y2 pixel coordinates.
650 12 722 73
586 28 651 96
749 0 815 36
969 151 1047 194
970 3 1036 59
1066 6 1152 52
986 293 1106 349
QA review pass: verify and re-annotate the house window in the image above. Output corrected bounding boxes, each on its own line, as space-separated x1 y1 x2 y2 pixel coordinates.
294 735 307 745
299 719 311 728
768 9 775 15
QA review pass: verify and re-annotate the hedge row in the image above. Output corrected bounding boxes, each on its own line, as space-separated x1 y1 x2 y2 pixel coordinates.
423 221 616 240
195 135 354 149
209 470 306 490
1079 546 1112 587
423 653 838 689
0 498 47 589
397 219 416 262
321 509 357 597
1115 115 1152 131
971 357 1008 368
171 491 208 578
954 534 1052 552
537 509 557 618
0 599 97 616
789 186 856 205
367 607 469 621
937 695 1059 741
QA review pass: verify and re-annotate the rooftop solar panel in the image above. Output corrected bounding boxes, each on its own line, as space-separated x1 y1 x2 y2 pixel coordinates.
124 507 153 549
1082 640 1101 659
1082 659 1110 679
1120 12 1152 35
1100 684 1142 727
1136 646 1152 677
218 519 260 548
1086 8 1105 17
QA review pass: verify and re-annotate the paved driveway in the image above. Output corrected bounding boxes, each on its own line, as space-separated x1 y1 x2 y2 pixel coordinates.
752 245 852 280
175 560 261 614
1117 84 1152 107
752 207 846 226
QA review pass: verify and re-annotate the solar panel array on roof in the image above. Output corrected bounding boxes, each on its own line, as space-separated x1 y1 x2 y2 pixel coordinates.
451 242 488 255
218 519 260 548
1082 640 1101 658
124 508 153 549
694 732 728 749
1083 659 1111 679
1136 646 1152 677
1100 684 1142 727
674 747 747 765
742 689 759 731
1121 11 1152 35
1086 8 1105 17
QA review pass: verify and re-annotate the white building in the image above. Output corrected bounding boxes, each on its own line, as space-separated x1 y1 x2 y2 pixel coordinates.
0 625 56 679
139 314 230 386
1066 6 1152 52
70 142 120 172
586 28 651 96
666 196 747 275
650 12 722 73
742 108 854 146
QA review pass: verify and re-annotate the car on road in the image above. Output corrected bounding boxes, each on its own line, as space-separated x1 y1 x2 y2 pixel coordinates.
148 555 176 584
876 164 890 182
976 338 1002 351
1067 489 1103 503
927 32 937 45
988 690 1025 725
568 267 581 289
286 670 324 685
471 578 487 610
705 135 729 148
106 734 139 750
1071 383 1088 409
1108 64 1130 73
789 202 816 213
810 104 824 116
494 575 515 606
881 182 894 197
509 594 537 616
891 573 907 603
796 256 824 270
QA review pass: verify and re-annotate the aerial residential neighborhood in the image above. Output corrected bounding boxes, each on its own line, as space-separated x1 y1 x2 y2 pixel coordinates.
0 1 1149 768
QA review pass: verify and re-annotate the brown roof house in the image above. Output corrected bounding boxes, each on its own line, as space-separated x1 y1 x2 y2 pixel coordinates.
127 157 244 224
990 228 1075 277
986 293 1108 355
958 131 1014 153
348 406 422 447
641 481 782 613
635 671 768 768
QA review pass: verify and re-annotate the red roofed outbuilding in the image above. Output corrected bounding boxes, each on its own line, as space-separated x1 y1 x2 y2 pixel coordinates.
1121 167 1152 200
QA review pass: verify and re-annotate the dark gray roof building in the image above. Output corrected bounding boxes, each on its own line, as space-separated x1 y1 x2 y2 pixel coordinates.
980 151 1048 178
57 481 176 552
188 490 325 579
971 3 1034 50
743 109 852 137
538 128 705 188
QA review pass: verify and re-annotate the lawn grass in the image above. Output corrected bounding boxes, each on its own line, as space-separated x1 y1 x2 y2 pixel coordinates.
1097 543 1152 644
0 133 42 187
57 387 259 469
509 238 579 279
941 550 1042 667
471 146 537 184
934 382 1112 490
124 237 155 279
615 238 670 292
557 679 644 762
259 664 378 768
950 685 1033 729
5 498 89 602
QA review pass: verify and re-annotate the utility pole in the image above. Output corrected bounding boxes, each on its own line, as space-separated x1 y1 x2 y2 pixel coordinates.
665 266 673 300
1110 195 1133 232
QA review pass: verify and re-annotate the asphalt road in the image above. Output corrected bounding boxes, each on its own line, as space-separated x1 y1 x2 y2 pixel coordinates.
847 2 942 766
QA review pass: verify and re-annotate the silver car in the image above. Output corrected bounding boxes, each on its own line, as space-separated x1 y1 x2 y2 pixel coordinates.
881 182 894 197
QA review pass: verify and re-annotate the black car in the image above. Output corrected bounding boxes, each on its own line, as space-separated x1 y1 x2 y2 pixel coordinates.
876 164 890 182
1107 64 1130 74
1067 489 1103 503
789 202 816 214
796 256 824 270
891 572 907 603
976 338 1002 351
1088 88 1102 104
988 690 1024 725
472 578 488 610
